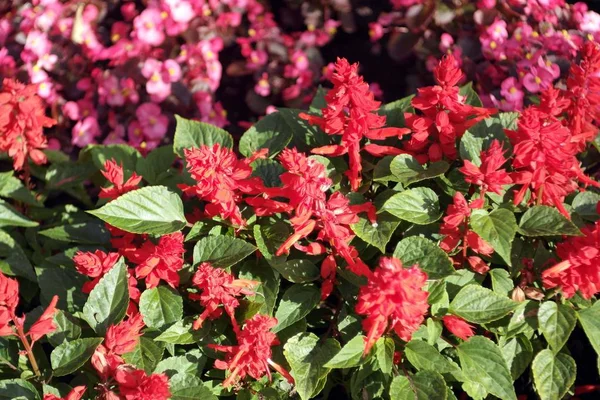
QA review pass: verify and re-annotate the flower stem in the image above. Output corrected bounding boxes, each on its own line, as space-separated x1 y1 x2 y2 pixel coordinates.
11 314 41 377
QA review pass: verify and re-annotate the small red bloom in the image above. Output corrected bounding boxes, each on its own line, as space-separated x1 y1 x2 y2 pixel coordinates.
190 263 257 333
28 295 58 343
210 314 293 387
105 313 145 355
130 232 185 288
442 315 475 340
355 257 429 355
73 250 120 293
180 144 267 226
114 365 171 400
99 159 142 200
0 270 19 314
0 78 55 170
459 140 512 202
43 387 86 400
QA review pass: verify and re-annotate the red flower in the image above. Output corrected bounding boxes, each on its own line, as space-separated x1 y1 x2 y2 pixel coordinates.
29 295 58 343
442 315 475 340
190 263 257 333
300 58 408 191
459 140 512 204
73 250 120 293
180 144 267 226
105 313 145 355
0 79 55 170
0 270 19 314
114 365 170 400
99 159 142 200
355 257 429 355
210 314 293 387
129 232 185 288
43 387 86 400
542 222 600 299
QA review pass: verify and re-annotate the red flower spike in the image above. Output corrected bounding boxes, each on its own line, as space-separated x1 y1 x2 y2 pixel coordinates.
320 254 337 300
355 257 429 355
0 309 12 337
105 313 145 355
209 314 292 387
28 295 58 343
0 79 55 170
114 365 171 400
73 250 120 293
131 232 185 288
459 140 512 199
190 263 257 333
99 159 143 200
43 386 86 400
0 271 19 314
442 315 476 341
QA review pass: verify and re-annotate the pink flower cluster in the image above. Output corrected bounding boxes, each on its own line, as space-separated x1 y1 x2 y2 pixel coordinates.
0 1 339 152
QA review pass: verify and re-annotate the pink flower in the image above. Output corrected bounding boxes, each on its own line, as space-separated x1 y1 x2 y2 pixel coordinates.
133 9 165 46
486 20 508 42
522 66 554 93
291 50 309 71
500 77 524 105
369 22 384 42
254 73 270 97
141 59 180 102
136 103 169 141
72 117 101 147
99 74 125 107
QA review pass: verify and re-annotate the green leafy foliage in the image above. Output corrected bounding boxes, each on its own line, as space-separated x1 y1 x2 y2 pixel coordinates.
393 236 455 279
139 286 183 329
449 285 517 324
173 115 233 157
381 187 442 224
470 208 517 265
519 206 582 237
531 350 576 400
193 235 256 268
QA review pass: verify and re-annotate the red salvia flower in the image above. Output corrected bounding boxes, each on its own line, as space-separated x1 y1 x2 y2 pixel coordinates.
355 257 429 355
129 232 185 288
99 159 143 200
43 387 86 400
105 313 145 355
542 221 600 299
180 144 268 227
459 139 512 206
210 314 293 388
0 271 19 336
190 262 257 333
300 58 408 191
73 250 120 293
0 78 56 170
28 295 58 343
114 365 171 400
442 315 475 340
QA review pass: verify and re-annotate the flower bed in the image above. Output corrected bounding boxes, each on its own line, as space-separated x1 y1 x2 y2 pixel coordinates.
1 1 600 400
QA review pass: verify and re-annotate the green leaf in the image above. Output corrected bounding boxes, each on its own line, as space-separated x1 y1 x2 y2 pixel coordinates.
239 112 293 158
324 335 366 369
251 158 285 188
390 154 449 186
405 340 461 375
457 336 517 400
139 286 183 329
459 112 517 165
271 259 320 283
278 108 330 150
136 145 176 185
82 258 129 336
38 221 110 244
427 281 449 317
309 86 327 113
155 318 209 344
154 349 206 378
375 337 394 374
537 302 576 353
0 171 40 206
88 186 186 235
85 144 141 172
50 337 103 376
36 264 87 313
351 212 401 253
378 95 414 127
393 236 455 279
274 284 320 332
506 300 538 338
193 235 256 268
169 374 217 400
390 371 447 400
532 349 576 400
577 301 600 356
381 187 442 225
500 335 533 380
283 333 340 400
460 82 483 107
519 206 582 237
0 200 37 227
122 336 164 374
173 115 233 158
47 310 82 347
0 379 40 400
449 285 517 324
0 230 36 281
470 208 517 266
572 191 600 221
489 269 513 297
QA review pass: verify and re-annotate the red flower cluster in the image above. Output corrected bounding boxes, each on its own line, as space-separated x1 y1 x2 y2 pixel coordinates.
406 55 495 162
210 314 293 387
355 257 429 355
442 315 475 341
542 221 600 299
439 192 494 274
113 365 171 400
128 232 185 288
300 58 409 191
99 159 143 200
190 262 257 333
459 139 512 207
181 144 268 227
43 387 85 400
0 78 55 170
